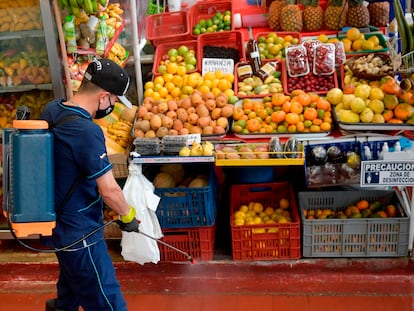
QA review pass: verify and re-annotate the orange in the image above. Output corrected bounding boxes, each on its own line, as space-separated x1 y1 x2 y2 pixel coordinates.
316 98 331 111
352 39 364 51
282 101 292 113
246 118 261 132
385 205 397 217
166 62 179 75
285 112 300 125
290 101 304 114
153 76 165 86
279 198 290 209
303 107 317 120
346 27 361 41
320 122 331 132
271 110 286 123
356 200 369 210
271 93 289 106
377 211 388 218
242 99 254 111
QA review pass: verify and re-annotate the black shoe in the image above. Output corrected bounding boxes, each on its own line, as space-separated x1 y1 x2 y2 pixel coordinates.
45 298 78 311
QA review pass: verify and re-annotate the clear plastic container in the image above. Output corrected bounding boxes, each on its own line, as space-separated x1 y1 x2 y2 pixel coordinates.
313 43 335 75
285 45 309 77
302 40 320 68
334 41 346 67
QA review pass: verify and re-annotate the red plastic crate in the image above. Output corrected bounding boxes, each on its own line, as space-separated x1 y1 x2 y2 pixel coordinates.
190 0 233 37
234 60 285 98
282 61 339 95
197 30 245 74
152 40 198 76
230 182 301 261
146 11 191 46
159 225 216 261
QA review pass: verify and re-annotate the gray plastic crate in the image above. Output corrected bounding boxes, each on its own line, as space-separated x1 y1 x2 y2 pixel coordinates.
298 190 409 258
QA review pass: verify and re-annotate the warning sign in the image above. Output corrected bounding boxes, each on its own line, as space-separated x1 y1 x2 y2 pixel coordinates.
361 160 414 186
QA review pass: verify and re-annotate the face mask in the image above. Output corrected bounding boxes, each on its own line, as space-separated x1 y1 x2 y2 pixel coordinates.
94 95 114 119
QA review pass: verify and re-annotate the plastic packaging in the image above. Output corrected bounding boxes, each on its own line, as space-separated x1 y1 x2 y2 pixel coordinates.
313 43 335 75
246 26 262 75
285 45 309 77
95 16 108 56
168 0 181 12
302 40 320 67
334 41 346 67
63 15 77 54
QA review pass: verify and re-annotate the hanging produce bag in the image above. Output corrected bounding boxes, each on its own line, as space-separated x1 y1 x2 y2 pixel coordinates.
121 162 162 264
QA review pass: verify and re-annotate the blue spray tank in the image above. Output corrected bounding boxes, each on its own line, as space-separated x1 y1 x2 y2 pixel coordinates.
2 107 55 238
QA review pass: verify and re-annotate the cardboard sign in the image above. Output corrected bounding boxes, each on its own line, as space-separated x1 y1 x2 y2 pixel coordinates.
361 160 414 186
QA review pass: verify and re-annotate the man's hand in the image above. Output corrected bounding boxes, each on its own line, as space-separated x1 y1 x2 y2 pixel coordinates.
117 206 139 233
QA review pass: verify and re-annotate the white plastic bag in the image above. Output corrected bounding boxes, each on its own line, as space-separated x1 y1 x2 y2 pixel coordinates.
121 162 162 265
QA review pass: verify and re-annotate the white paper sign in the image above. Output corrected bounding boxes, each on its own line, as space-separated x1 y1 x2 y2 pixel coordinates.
202 58 234 76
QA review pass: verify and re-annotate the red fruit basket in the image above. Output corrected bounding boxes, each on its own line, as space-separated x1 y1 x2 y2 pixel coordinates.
230 182 301 261
152 40 198 76
146 11 191 46
159 225 216 261
234 60 285 98
197 30 245 74
190 0 233 37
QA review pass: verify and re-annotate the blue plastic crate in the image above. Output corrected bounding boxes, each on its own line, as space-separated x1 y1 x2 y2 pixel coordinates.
154 172 218 228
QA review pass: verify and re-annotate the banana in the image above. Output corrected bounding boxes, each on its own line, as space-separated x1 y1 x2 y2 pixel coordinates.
99 0 107 6
83 0 93 14
91 0 98 13
69 0 78 8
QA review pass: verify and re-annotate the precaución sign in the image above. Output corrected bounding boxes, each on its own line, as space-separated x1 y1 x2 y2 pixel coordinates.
360 160 414 186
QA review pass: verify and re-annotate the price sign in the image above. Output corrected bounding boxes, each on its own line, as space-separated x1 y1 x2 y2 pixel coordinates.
360 160 414 187
202 58 234 76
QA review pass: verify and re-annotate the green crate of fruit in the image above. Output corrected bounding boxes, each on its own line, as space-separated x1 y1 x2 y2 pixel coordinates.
339 32 388 55
298 190 409 258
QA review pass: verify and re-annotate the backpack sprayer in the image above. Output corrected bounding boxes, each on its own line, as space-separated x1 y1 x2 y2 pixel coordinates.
2 106 195 263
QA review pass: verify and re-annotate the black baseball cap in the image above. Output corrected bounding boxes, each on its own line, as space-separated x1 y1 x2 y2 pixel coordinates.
84 58 132 108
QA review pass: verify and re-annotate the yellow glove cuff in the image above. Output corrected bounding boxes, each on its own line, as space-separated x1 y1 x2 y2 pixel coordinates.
120 206 136 223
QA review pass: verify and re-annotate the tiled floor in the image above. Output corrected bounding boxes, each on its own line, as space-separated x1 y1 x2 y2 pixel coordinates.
0 239 413 311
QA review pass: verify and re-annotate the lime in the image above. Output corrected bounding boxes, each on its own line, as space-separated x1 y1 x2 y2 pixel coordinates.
199 19 206 27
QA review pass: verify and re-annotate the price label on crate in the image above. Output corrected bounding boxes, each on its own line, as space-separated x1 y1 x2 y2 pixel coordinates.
202 58 234 76
360 160 414 187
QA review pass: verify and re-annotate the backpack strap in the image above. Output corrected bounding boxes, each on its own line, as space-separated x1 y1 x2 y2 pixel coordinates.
52 114 85 211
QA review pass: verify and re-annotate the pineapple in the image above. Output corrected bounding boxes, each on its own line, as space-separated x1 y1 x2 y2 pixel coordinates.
302 0 324 31
279 0 303 32
368 1 390 27
324 0 348 30
347 0 370 28
268 0 286 30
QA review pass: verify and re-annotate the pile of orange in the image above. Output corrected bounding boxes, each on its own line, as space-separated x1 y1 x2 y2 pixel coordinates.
340 27 384 53
232 90 332 134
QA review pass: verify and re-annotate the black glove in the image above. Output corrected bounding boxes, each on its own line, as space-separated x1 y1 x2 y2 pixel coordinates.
117 206 140 233
117 218 139 233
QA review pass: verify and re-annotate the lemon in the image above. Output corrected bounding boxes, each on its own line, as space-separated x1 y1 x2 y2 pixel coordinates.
360 107 374 123
368 99 385 114
350 97 367 113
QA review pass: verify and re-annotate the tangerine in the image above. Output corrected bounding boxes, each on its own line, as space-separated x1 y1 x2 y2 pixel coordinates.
285 112 300 124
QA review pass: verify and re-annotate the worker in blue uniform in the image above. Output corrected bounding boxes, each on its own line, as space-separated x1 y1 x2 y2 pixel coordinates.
40 58 139 311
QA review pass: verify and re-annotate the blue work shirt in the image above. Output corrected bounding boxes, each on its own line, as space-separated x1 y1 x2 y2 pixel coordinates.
40 99 112 249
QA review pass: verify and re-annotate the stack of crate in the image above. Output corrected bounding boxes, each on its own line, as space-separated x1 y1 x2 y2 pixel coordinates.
152 164 218 261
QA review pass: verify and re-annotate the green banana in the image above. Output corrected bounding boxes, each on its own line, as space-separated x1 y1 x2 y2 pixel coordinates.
99 0 107 6
61 0 69 8
69 0 78 8
91 0 98 13
57 0 65 9
71 6 80 17
83 0 93 14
